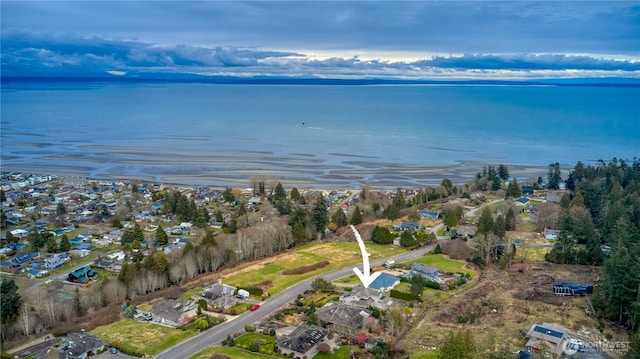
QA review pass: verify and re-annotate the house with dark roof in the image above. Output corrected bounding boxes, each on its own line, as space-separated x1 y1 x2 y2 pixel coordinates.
522 186 535 196
411 263 440 282
368 273 400 292
275 325 329 359
195 282 237 307
316 302 372 335
13 331 105 359
12 252 40 265
394 221 421 232
150 298 196 327
68 266 97 284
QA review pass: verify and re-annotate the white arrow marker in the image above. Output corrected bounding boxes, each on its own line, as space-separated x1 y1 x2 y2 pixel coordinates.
350 225 381 288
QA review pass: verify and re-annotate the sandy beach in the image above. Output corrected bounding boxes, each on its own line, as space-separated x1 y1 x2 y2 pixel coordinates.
0 142 551 189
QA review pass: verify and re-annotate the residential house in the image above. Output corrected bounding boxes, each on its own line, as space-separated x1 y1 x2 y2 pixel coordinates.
12 252 40 266
0 260 19 272
524 322 571 358
368 273 401 292
522 186 535 196
68 266 97 284
340 285 396 310
316 302 372 335
544 228 560 241
411 263 440 282
196 282 237 308
44 255 65 270
149 298 196 327
394 221 421 232
25 268 48 279
70 247 91 258
107 251 126 262
419 209 439 219
276 325 329 359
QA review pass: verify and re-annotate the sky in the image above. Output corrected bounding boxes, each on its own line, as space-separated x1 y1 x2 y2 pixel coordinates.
1 1 639 80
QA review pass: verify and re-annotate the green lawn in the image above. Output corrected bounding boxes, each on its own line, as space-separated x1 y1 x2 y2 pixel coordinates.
315 345 363 359
235 333 276 354
181 285 204 300
190 346 278 359
405 254 473 277
91 319 197 356
225 242 406 295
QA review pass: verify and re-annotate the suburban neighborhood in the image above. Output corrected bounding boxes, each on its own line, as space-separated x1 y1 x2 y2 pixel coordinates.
1 162 638 359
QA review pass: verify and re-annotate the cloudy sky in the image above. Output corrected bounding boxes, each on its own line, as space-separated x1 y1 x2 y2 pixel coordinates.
2 1 639 80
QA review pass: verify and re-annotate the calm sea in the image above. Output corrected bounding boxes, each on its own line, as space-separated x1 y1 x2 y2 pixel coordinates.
1 82 639 188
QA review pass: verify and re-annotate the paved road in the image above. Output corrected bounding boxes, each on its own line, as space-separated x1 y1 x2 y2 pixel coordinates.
158 199 501 358
156 243 436 359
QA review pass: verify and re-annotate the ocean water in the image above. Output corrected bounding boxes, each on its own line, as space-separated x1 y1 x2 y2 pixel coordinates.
1 82 639 188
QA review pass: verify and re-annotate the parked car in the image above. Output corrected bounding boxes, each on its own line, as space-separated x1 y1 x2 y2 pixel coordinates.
250 304 260 311
109 347 118 354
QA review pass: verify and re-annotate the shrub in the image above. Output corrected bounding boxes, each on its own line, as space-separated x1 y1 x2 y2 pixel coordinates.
424 280 441 290
269 328 276 336
246 287 264 296
248 344 260 352
244 325 256 332
434 243 442 254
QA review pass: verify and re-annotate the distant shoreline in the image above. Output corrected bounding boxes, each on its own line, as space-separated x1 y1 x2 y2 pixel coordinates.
2 75 639 88
0 159 553 190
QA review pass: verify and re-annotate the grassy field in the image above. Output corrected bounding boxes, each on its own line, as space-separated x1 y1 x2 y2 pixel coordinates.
190 346 278 359
315 345 363 359
224 242 406 295
405 254 474 277
90 319 196 356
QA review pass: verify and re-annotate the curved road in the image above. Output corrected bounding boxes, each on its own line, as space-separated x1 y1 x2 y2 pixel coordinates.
157 200 498 358
157 243 436 359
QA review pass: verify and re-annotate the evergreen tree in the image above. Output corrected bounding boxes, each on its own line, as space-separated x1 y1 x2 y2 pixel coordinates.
215 210 224 222
59 234 71 252
132 222 145 243
312 196 327 236
399 231 418 248
491 177 502 191
292 221 307 244
497 164 510 181
290 187 302 203
493 215 506 239
273 182 290 215
505 178 521 198
383 204 399 221
371 226 393 244
350 205 363 225
47 236 59 253
0 279 21 324
392 188 406 211
434 243 442 254
477 207 494 236
547 162 562 189
156 225 169 246
330 209 348 228
505 207 517 231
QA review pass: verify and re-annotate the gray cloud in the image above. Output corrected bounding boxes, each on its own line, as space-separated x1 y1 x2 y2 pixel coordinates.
2 1 639 55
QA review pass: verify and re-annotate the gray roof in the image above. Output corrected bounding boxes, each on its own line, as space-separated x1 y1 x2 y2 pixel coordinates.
411 262 439 276
276 325 328 355
316 302 371 329
150 298 191 324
